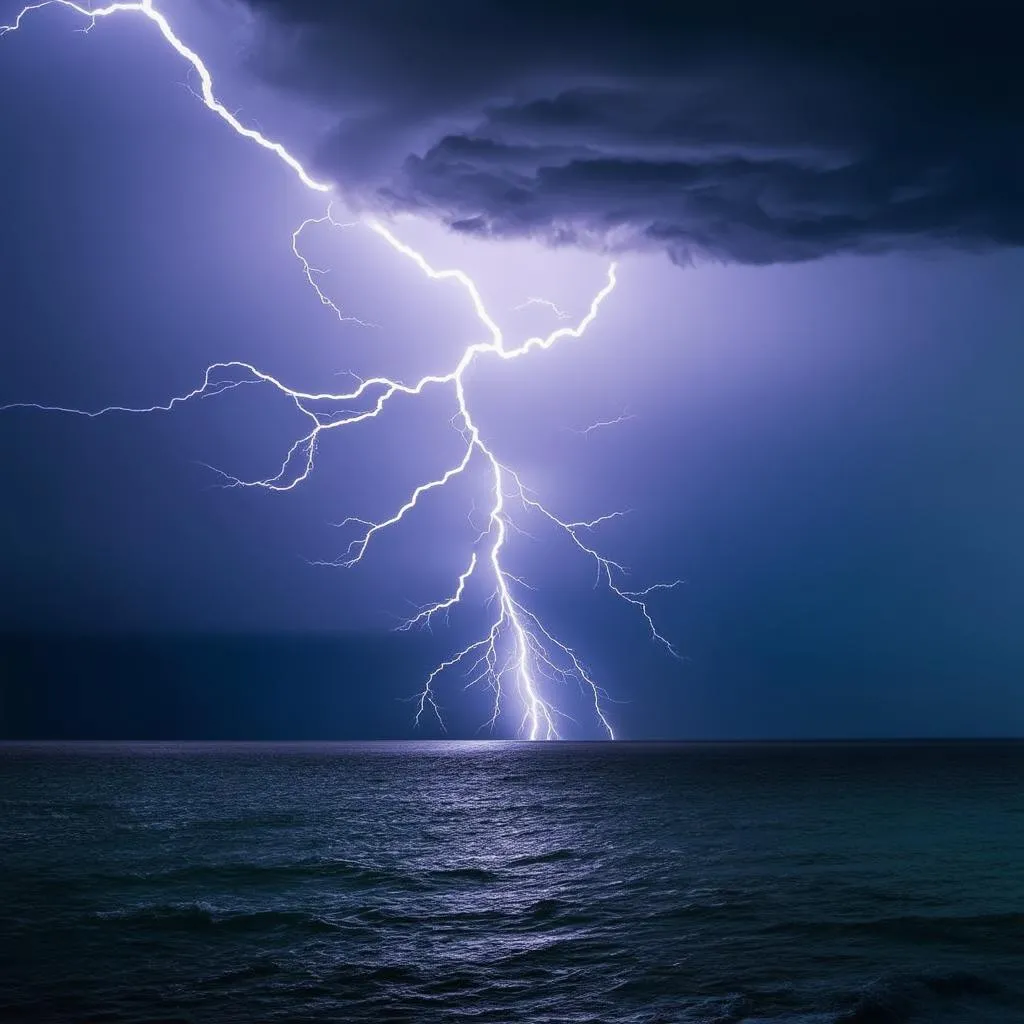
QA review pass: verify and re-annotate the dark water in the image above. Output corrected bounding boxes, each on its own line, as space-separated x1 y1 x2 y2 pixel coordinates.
1 742 1022 1023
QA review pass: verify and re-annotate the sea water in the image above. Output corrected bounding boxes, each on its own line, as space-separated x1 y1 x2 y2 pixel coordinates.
2 741 1022 1022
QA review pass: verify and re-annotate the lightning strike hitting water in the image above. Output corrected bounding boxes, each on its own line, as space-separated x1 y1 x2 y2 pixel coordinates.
1 0 681 739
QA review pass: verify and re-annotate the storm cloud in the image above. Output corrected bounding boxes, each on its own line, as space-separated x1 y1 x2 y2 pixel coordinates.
239 0 1023 265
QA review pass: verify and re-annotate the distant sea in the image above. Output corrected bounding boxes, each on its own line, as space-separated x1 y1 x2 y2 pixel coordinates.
2 741 1022 1023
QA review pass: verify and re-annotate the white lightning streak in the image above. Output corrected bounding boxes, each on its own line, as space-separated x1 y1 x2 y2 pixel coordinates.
513 296 572 321
1 0 332 191
1 0 682 738
291 205 377 328
573 412 637 437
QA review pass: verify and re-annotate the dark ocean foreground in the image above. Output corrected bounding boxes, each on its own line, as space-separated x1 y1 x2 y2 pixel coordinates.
1 742 1022 1023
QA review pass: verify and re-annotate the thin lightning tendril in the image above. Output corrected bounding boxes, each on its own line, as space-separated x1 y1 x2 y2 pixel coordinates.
573 411 637 437
1 0 682 739
513 296 572 321
292 208 377 329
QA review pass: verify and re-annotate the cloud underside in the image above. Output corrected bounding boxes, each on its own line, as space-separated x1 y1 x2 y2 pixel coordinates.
242 0 1023 265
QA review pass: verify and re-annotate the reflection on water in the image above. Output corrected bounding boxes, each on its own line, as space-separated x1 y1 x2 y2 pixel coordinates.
2 741 1023 1022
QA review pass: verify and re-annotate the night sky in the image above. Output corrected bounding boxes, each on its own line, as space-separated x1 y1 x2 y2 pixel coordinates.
1 0 1023 739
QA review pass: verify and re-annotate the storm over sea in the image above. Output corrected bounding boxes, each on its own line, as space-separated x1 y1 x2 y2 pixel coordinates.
1 742 1022 1023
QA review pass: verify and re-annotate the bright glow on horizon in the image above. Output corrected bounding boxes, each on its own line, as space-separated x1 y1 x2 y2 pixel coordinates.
1 0 681 738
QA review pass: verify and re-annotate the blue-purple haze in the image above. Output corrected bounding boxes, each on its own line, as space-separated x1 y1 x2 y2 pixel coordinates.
1 1 1023 738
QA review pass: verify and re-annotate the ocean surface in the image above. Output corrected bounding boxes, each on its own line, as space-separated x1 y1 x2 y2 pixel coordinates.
1 741 1022 1023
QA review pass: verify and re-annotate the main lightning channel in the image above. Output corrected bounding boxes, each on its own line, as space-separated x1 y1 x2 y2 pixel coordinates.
1 0 682 738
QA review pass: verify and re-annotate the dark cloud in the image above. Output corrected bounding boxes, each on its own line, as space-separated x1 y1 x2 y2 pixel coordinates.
240 0 1023 265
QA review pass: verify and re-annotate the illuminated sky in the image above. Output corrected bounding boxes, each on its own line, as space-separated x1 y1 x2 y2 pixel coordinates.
1 0 1023 739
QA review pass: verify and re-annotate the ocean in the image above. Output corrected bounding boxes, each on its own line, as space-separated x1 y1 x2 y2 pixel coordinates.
1 741 1022 1023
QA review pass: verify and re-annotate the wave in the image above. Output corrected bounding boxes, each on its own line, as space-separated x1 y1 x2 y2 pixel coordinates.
525 897 567 920
427 866 500 883
107 858 416 890
194 957 285 988
116 812 302 833
766 911 1024 943
509 848 576 867
91 902 342 935
833 970 1016 1023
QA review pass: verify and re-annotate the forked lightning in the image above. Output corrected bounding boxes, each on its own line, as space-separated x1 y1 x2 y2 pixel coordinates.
1 0 681 738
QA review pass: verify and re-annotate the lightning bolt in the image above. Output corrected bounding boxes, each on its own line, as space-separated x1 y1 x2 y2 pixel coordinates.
1 0 682 739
